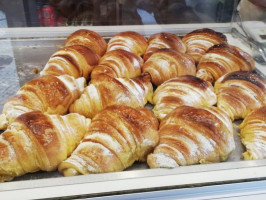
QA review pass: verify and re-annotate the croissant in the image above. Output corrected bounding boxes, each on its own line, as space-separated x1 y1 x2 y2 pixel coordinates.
147 106 235 168
239 106 266 160
107 31 148 56
182 28 227 63
143 32 186 61
142 49 196 86
59 105 159 176
91 49 143 79
152 75 217 120
65 29 107 56
40 45 100 79
214 71 266 120
69 73 153 118
0 75 86 130
0 111 90 182
197 43 255 83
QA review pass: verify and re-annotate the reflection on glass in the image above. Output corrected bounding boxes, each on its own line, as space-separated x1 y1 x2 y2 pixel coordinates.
0 0 237 27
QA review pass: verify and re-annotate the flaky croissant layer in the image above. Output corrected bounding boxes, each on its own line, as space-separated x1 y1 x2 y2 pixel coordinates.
152 75 217 120
107 31 148 56
215 71 266 120
240 106 266 160
0 75 86 130
40 45 100 79
182 28 227 63
65 29 107 56
144 32 186 61
142 49 196 86
69 73 153 118
91 49 143 79
59 105 159 176
196 43 255 83
147 106 235 168
0 111 90 182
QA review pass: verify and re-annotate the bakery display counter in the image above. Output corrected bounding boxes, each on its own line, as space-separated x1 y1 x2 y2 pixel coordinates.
0 24 265 199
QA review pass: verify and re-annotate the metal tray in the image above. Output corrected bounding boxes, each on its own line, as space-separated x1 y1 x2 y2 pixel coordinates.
0 25 266 199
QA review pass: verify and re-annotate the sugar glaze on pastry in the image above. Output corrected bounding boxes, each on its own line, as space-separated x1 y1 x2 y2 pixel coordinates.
147 106 235 168
215 71 266 120
239 106 266 160
59 105 159 176
152 75 217 120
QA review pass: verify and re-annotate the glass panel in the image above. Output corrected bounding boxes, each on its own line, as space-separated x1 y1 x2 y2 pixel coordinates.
0 0 236 28
231 0 266 64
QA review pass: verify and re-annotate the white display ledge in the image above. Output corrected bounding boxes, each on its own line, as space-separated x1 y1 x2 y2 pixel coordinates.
1 160 266 200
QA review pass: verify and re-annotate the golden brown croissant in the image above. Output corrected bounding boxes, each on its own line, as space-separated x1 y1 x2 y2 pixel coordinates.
0 75 86 130
142 49 196 86
69 73 153 118
182 28 227 63
65 29 107 56
107 31 148 56
91 49 143 79
147 105 235 168
197 44 255 83
152 75 217 120
239 106 266 160
59 105 159 176
40 45 100 79
0 111 90 182
214 71 266 120
143 32 186 61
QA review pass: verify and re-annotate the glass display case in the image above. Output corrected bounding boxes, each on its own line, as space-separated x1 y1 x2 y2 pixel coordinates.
0 0 265 199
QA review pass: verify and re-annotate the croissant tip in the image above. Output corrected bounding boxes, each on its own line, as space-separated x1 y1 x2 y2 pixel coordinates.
0 114 8 130
147 153 179 169
60 167 80 177
242 151 253 160
0 175 14 182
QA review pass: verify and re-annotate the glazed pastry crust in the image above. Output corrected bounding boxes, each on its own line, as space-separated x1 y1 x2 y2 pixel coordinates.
65 29 107 56
239 106 266 160
197 43 255 83
0 111 90 182
59 105 159 176
69 73 153 118
215 71 266 120
0 75 85 130
182 28 227 63
144 32 186 61
41 45 100 79
107 31 148 56
152 75 217 120
91 49 143 79
142 49 196 86
147 106 235 168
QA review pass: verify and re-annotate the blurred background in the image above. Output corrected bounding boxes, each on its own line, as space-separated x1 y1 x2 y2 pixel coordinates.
0 0 237 27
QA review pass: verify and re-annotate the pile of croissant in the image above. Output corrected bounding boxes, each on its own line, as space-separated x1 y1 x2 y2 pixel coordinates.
0 28 265 182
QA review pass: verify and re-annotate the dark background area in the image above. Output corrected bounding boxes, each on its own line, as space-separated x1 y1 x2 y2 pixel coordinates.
0 0 237 27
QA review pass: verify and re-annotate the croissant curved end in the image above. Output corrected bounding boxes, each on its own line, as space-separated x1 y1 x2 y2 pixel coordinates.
242 151 253 160
0 175 14 183
199 159 213 164
61 168 81 177
0 114 8 130
147 153 179 168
